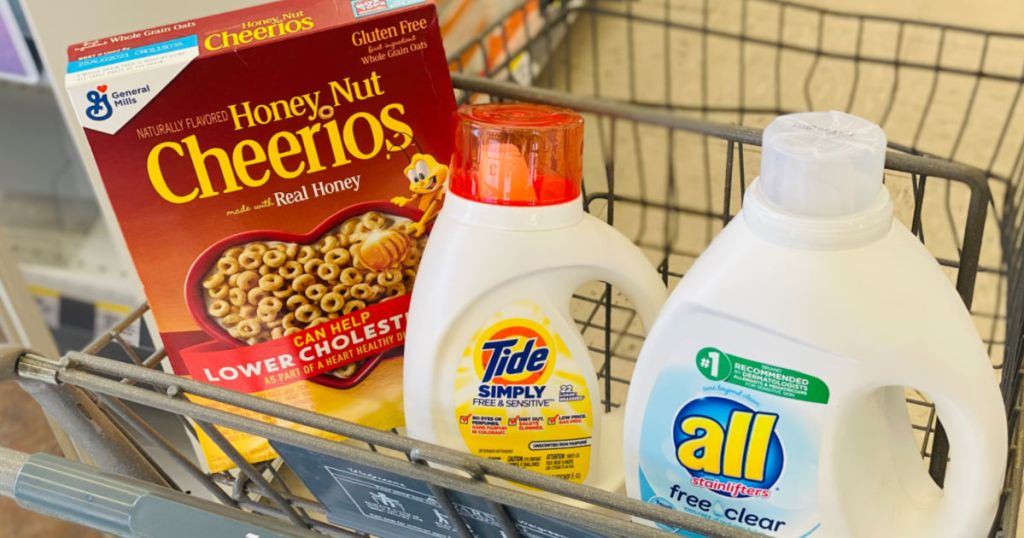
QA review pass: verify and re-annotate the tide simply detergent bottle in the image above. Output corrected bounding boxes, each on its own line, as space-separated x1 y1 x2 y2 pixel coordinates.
624 112 1007 537
405 104 667 491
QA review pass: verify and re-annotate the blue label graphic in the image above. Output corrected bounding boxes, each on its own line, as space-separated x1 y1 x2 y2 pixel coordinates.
67 35 198 74
480 337 550 383
637 359 825 536
673 396 783 498
85 89 113 121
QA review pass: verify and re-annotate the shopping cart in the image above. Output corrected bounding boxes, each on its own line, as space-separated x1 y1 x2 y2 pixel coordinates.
2 1 1023 536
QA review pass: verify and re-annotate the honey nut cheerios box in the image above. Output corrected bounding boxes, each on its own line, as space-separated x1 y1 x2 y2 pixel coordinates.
65 0 456 472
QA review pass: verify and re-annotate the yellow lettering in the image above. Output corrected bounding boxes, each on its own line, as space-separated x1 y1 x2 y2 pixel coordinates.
722 411 753 479
343 112 383 160
228 102 255 130
207 17 312 53
232 139 269 187
367 71 383 96
329 78 355 105
677 417 723 475
324 118 351 167
203 33 222 51
290 95 307 119
269 99 292 122
267 131 305 179
148 72 408 204
296 124 326 173
744 413 778 481
301 92 321 121
381 102 412 153
147 142 197 204
181 135 238 197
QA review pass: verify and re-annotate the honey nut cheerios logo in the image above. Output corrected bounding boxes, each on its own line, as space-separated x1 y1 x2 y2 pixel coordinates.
474 319 555 386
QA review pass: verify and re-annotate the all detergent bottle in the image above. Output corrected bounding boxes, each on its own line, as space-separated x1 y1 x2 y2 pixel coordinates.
404 104 667 491
624 111 1007 537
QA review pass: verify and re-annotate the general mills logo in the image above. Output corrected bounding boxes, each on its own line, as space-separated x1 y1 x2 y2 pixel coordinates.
85 85 113 121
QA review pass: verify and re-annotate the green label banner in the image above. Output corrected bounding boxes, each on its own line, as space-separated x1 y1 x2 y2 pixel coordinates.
695 347 830 404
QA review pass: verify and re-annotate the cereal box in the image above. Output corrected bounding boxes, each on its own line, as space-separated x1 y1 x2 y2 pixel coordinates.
65 0 456 472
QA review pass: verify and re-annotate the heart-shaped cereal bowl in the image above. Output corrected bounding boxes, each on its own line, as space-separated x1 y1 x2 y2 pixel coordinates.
184 201 427 389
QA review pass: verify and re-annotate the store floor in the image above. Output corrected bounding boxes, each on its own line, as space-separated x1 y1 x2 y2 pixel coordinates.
0 384 99 538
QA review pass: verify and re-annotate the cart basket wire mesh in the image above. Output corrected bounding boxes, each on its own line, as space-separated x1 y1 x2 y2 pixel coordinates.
2 1 1024 537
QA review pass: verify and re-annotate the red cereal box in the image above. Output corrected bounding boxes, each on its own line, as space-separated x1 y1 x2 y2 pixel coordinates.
65 0 456 472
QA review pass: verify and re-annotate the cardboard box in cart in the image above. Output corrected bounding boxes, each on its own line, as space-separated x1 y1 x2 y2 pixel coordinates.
65 0 457 472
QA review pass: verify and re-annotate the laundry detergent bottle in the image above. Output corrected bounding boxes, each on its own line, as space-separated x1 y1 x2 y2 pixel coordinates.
404 104 667 491
624 111 1007 537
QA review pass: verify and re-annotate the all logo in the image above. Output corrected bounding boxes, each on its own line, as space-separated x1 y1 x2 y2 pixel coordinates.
86 85 113 121
673 396 783 498
474 319 555 386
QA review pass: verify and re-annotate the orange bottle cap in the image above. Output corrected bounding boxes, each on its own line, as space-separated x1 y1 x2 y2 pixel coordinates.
450 103 584 206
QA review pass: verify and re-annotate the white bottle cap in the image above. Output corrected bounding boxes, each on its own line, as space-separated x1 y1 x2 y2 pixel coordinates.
760 111 887 217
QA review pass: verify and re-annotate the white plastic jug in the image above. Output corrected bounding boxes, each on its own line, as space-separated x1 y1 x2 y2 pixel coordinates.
623 111 1007 537
404 104 667 492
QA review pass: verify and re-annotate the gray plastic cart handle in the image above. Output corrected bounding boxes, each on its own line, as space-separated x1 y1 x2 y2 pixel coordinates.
0 446 319 538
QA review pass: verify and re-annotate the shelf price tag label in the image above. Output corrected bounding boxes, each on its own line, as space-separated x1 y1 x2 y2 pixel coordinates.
95 302 140 347
29 286 60 329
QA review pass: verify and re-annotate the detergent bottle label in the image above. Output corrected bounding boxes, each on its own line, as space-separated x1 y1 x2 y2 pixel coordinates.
454 301 593 483
638 347 829 537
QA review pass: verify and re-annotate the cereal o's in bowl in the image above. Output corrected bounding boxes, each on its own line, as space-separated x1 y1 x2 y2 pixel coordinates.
185 202 429 388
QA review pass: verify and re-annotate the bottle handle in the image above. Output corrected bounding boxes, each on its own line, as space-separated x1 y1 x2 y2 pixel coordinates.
905 371 1005 535
577 222 667 331
835 365 1006 536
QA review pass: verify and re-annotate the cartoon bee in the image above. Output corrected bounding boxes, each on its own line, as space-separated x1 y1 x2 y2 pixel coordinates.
390 153 448 237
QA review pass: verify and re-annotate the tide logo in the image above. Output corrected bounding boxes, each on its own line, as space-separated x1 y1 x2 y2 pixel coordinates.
674 397 783 498
474 320 555 386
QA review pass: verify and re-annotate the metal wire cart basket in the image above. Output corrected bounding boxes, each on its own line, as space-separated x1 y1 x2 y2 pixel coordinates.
3 1 1024 537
